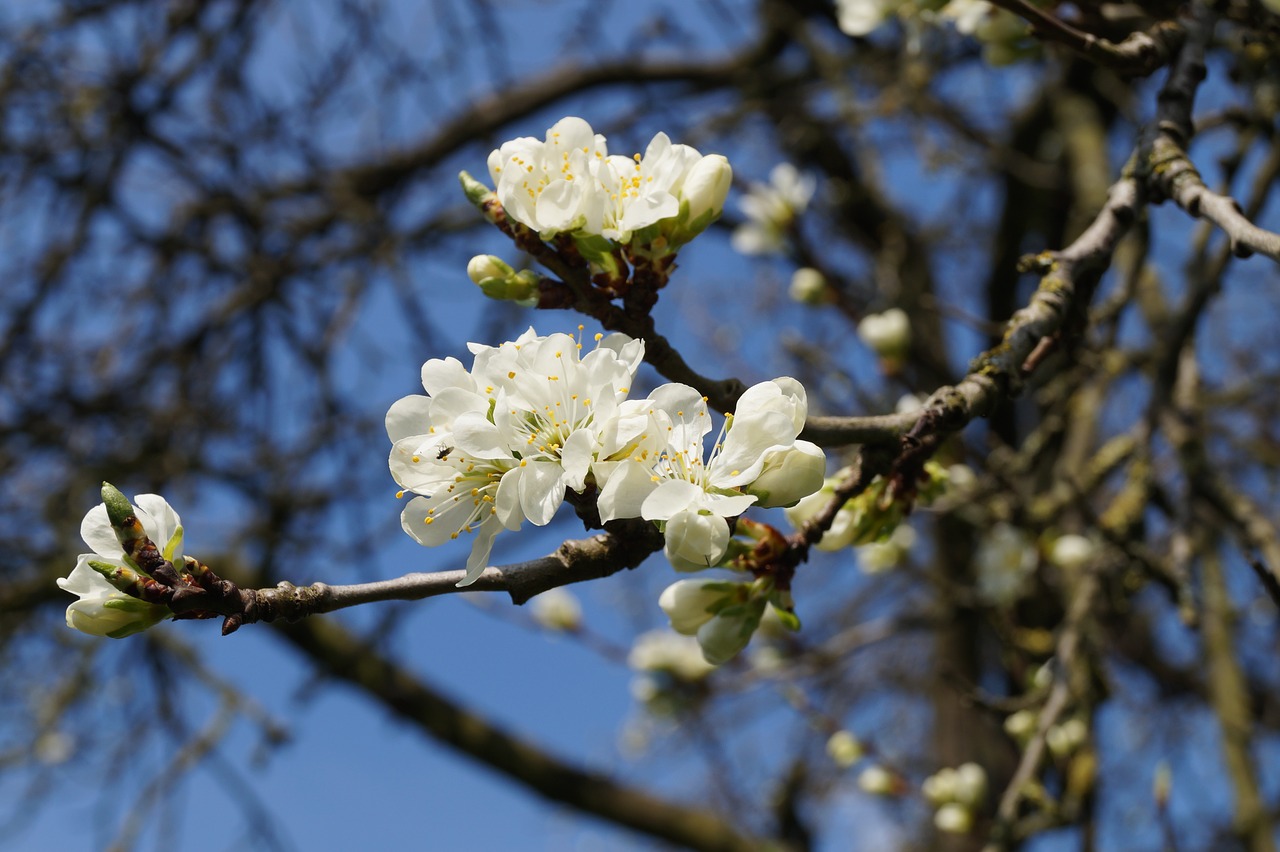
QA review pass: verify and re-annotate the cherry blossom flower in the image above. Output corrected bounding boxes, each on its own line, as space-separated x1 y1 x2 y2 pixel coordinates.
599 379 822 571
485 117 730 245
388 328 644 585
57 494 178 638
730 163 816 256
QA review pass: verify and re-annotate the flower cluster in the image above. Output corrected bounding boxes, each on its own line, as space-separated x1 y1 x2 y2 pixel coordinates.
57 493 180 638
388 328 826 599
484 116 731 249
922 762 988 834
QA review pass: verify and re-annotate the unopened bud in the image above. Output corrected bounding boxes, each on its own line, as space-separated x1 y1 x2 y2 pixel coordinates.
1004 709 1038 741
826 730 864 768
953 762 987 808
529 587 582 632
934 803 973 834
857 764 897 796
857 308 911 361
680 154 732 226
466 254 513 285
466 255 539 305
458 170 495 206
659 579 733 635
1049 534 1096 571
789 267 828 305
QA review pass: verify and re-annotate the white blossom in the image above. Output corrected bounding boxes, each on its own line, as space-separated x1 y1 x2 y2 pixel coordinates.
658 579 731 635
599 379 819 571
789 267 828 304
857 764 897 795
627 629 715 680
934 803 973 834
731 163 815 255
56 494 179 638
826 730 864 768
529 587 583 632
856 308 911 359
974 522 1037 605
695 603 764 665
389 328 644 585
486 116 728 244
1048 533 1096 571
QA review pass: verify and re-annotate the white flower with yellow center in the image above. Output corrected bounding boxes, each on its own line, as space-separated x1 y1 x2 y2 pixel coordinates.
388 328 644 585
486 116 729 245
487 116 609 239
598 379 818 571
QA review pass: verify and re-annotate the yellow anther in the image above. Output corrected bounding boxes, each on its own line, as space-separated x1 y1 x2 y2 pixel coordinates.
411 455 421 463
508 371 516 379
395 490 405 499
424 517 434 525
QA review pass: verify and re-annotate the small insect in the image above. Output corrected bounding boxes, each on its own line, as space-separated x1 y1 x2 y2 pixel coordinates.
436 445 453 460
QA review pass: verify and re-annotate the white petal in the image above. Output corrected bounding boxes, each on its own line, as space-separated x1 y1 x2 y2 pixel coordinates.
518 462 566 526
386 394 433 442
458 515 505 587
596 459 658 523
641 479 703 522
663 510 729 571
80 504 121 559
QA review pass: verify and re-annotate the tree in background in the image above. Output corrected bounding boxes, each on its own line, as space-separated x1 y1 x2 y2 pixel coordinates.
3 0 1280 849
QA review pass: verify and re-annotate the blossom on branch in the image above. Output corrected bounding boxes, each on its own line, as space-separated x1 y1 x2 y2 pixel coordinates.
730 163 816 256
57 493 179 638
599 379 823 571
484 116 730 248
389 328 646 586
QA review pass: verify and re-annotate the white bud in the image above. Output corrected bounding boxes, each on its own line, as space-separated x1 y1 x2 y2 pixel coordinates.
747 441 827 508
466 254 513 285
1049 534 1096 571
856 308 911 359
857 764 896 796
627 629 715 681
695 606 761 666
953 762 988 808
826 730 864 768
679 154 732 224
658 579 730 635
895 393 923 414
1047 718 1087 758
529 587 582 632
934 803 973 834
1004 709 1038 741
789 267 828 305
922 768 958 806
